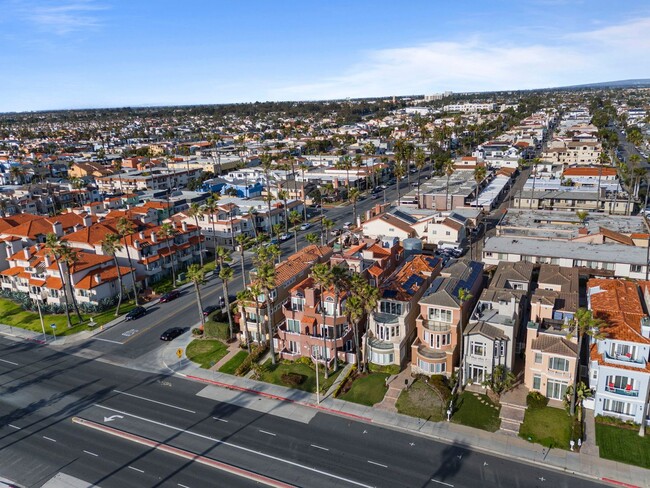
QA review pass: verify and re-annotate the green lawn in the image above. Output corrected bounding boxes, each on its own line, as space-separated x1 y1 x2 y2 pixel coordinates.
0 298 137 337
452 392 501 432
519 405 572 449
339 373 390 406
259 360 342 394
185 339 229 369
396 379 446 421
596 422 650 468
218 351 249 375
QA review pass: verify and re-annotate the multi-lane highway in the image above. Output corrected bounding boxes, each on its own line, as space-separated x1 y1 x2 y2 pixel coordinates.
0 336 606 488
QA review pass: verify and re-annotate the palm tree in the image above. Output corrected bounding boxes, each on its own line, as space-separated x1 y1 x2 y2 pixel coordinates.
346 294 365 370
564 308 606 416
235 233 250 288
528 158 541 210
312 263 333 378
348 188 360 227
299 163 309 221
255 245 280 364
215 245 231 272
443 159 455 211
393 159 405 204
10 165 24 185
305 232 319 245
576 210 589 226
116 217 139 306
157 222 178 285
59 244 83 323
203 194 220 268
414 147 426 208
260 153 276 238
0 199 7 218
187 203 204 267
457 287 473 393
473 165 487 210
330 266 350 373
337 155 352 198
219 265 235 339
248 282 263 343
288 210 302 253
100 233 125 316
237 288 253 348
187 264 206 329
45 233 72 328
322 218 334 245
278 189 290 232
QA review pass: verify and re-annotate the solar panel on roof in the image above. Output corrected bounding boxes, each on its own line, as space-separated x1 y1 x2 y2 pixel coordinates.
392 210 418 224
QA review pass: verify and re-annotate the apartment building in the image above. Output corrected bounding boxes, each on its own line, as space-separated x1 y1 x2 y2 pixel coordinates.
96 167 202 193
512 189 629 215
411 261 484 377
588 279 650 425
364 254 443 367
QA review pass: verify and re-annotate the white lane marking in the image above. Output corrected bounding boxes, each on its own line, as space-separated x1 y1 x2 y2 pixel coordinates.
43 436 57 443
0 359 18 366
94 404 373 488
83 450 99 457
8 424 21 430
128 466 144 473
259 430 276 436
310 444 329 451
178 484 190 488
212 417 228 423
367 460 387 468
431 479 454 487
113 390 195 413
93 338 124 345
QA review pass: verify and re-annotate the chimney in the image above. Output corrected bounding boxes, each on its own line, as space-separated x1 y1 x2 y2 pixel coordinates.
182 221 188 232
94 273 102 284
151 231 157 243
139 231 145 239
5 246 12 259
23 248 30 260
83 214 92 227
52 221 63 237
44 253 52 267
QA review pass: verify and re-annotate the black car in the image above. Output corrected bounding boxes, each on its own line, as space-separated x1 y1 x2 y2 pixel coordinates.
160 327 184 341
125 306 147 321
203 305 219 317
159 290 180 303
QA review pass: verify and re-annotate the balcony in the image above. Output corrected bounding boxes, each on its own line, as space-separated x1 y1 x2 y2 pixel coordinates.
605 352 647 369
605 385 640 397
421 319 452 333
416 343 447 361
368 337 394 351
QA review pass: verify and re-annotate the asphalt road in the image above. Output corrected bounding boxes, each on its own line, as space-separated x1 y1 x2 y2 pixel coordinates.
0 337 607 488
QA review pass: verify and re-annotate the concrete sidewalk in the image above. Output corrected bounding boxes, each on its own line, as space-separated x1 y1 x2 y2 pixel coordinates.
159 343 649 488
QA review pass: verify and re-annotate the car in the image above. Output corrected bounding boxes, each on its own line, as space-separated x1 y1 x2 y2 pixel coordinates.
279 233 291 241
300 222 311 231
371 193 381 199
125 306 147 321
160 327 184 341
411 182 419 187
159 290 180 303
380 184 388 189
342 222 352 229
203 305 219 317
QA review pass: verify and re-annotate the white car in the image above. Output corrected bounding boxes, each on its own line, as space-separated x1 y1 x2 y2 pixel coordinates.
279 233 291 241
343 222 353 229
300 222 311 231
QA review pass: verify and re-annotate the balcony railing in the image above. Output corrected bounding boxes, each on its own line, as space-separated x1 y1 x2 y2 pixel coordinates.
421 319 452 332
605 385 640 397
605 352 647 369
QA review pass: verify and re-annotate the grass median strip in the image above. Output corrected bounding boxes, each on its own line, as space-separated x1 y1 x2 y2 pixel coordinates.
186 339 229 369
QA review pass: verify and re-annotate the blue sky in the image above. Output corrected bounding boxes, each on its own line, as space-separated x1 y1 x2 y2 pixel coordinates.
1 0 649 112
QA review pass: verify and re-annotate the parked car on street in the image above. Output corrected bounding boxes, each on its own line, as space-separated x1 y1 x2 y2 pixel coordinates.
300 222 311 231
125 306 147 321
160 327 184 341
159 290 180 303
203 305 219 317
279 233 291 241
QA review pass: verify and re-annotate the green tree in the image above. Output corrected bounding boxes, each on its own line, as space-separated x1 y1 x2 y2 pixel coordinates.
564 308 606 416
157 222 178 285
187 203 205 267
100 233 125 317
414 147 426 208
576 210 589 226
59 245 83 323
443 159 455 211
481 364 516 396
329 266 350 373
202 193 221 269
457 287 473 392
187 264 206 328
305 232 319 245
348 187 361 226
235 233 250 288
288 210 302 253
312 262 334 378
44 233 72 328
116 217 139 306
254 245 280 365
219 265 235 339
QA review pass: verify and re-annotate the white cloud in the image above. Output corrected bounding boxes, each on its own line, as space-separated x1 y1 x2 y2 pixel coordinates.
269 17 650 100
21 1 107 35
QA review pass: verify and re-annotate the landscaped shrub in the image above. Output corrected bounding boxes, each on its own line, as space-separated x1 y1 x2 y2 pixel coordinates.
235 343 269 376
527 391 549 409
191 328 203 336
333 364 357 398
281 372 306 387
429 374 452 401
369 363 400 375
595 415 638 429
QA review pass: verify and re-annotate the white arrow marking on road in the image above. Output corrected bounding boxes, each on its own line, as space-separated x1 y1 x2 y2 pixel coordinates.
362 430 368 434
431 479 454 487
456 454 463 460
104 415 124 422
483 462 489 467
409 442 415 447
539 477 546 482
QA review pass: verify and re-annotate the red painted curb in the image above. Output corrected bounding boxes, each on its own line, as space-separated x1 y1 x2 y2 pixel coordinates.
186 375 373 422
71 417 294 488
601 478 641 488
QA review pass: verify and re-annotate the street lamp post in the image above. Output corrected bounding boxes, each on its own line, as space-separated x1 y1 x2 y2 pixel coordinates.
314 350 320 405
50 324 57 341
36 299 46 342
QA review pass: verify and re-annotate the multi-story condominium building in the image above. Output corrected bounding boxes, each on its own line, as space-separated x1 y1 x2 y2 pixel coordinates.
524 265 580 402
541 138 602 166
512 189 629 215
411 261 484 377
588 279 650 425
443 103 497 113
0 244 134 308
96 167 203 193
364 254 443 367
483 237 649 280
463 262 533 385
276 277 354 367
329 237 402 286
241 245 332 344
